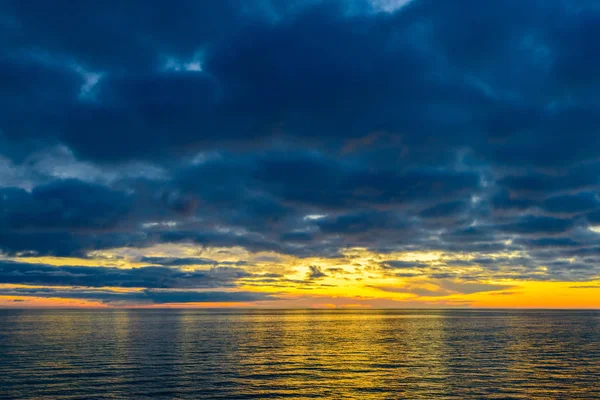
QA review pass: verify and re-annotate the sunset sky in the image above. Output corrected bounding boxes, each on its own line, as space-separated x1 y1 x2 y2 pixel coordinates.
1 0 599 308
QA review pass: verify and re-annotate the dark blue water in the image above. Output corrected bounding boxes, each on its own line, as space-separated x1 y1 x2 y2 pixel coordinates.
0 309 598 399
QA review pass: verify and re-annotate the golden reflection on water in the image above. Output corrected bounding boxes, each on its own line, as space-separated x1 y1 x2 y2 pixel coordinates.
0 309 599 399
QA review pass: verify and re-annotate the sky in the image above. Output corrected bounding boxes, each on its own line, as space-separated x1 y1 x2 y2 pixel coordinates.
1 0 599 308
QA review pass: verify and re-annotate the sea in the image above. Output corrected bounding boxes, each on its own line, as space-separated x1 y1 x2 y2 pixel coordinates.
0 309 598 399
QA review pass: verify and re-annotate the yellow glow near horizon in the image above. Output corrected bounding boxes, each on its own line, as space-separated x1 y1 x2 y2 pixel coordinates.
1 245 599 308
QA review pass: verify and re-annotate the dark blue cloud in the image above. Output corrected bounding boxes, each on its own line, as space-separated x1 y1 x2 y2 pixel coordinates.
0 179 144 256
140 257 222 266
542 193 599 215
306 265 327 280
1 0 268 72
0 180 132 231
317 211 402 234
0 287 274 304
0 0 597 169
489 189 535 213
0 260 252 288
0 231 153 258
140 256 249 267
419 201 470 219
1 0 600 290
380 261 428 270
250 152 480 209
498 165 600 197
0 0 521 163
497 215 575 236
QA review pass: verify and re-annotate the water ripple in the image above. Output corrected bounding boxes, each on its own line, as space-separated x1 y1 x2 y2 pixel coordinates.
0 309 598 399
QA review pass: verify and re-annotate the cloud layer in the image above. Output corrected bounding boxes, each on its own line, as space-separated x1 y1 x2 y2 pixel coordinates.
1 0 600 305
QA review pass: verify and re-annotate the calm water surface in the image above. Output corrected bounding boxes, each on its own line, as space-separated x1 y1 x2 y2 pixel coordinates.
0 309 599 399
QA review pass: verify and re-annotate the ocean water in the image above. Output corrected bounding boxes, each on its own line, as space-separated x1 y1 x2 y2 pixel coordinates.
0 310 598 399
